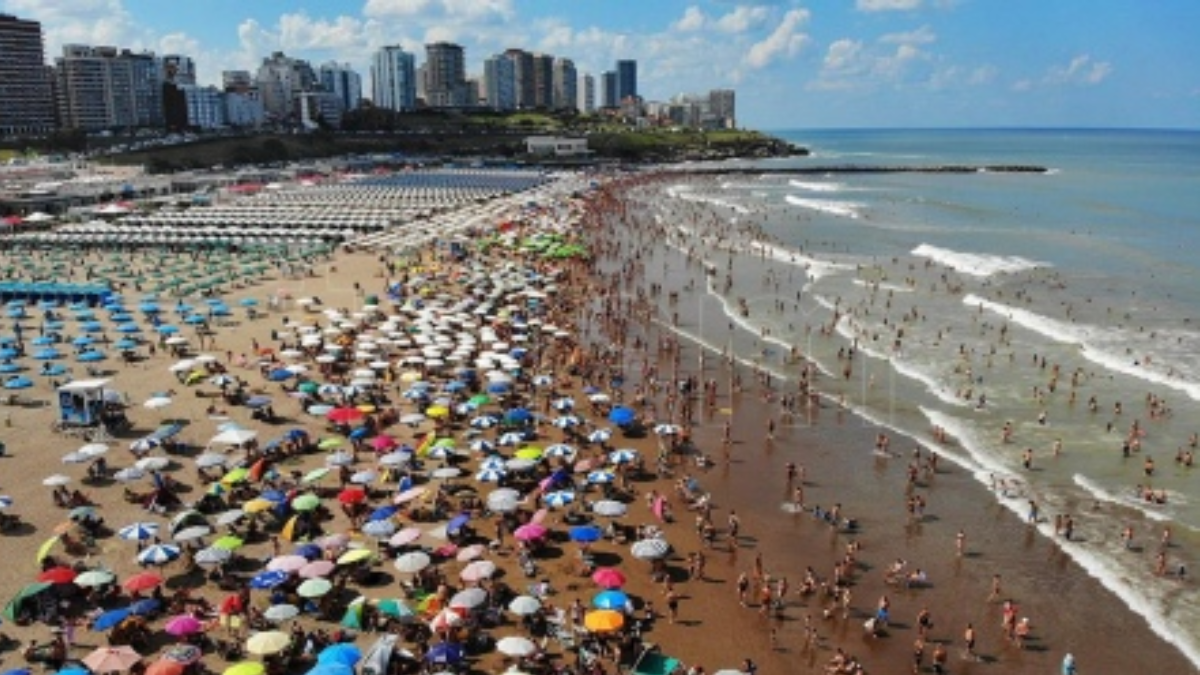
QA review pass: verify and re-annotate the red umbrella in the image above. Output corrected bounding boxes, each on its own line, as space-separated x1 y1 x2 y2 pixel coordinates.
146 661 185 675
327 407 364 424
591 567 627 589
123 572 164 593
370 435 398 451
337 488 367 504
219 594 243 615
39 567 78 584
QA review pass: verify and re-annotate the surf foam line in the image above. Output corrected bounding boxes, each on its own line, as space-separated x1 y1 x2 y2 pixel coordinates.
788 179 845 192
912 243 1046 277
784 194 863 219
963 294 1200 402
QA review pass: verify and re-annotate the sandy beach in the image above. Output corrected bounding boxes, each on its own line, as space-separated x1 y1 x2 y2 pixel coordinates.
0 170 1194 675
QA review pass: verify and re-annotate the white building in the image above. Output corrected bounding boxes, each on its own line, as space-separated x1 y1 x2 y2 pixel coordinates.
178 84 224 129
525 136 589 157
371 45 416 111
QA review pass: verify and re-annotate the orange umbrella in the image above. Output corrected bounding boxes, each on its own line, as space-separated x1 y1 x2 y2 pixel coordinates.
248 458 267 482
584 609 624 633
146 660 185 675
123 572 164 593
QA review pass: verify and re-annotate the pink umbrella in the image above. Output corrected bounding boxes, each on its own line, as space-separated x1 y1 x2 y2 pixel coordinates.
319 533 350 550
592 567 627 589
164 614 203 637
428 607 464 632
393 487 427 504
513 523 547 541
267 555 308 572
456 544 485 562
460 560 497 582
530 508 550 525
370 435 398 451
390 527 423 546
298 560 335 578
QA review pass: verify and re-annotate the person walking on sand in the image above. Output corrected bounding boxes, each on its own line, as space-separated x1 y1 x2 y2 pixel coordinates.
963 622 978 660
956 529 966 556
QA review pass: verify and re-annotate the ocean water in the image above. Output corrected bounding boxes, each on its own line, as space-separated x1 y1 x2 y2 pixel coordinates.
649 128 1200 667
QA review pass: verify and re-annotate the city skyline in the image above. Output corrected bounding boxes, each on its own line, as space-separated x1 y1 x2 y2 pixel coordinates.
1 0 1198 129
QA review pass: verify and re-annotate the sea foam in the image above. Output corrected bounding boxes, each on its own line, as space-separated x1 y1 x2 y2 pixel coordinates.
788 179 845 192
912 243 1045 277
785 195 862 219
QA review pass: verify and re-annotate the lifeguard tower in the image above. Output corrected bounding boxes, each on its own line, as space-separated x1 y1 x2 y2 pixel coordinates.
55 379 112 440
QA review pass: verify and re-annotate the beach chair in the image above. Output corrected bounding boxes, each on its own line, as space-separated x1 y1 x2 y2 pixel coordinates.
631 649 682 675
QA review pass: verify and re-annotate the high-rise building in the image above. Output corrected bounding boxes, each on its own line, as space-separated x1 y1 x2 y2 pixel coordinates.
222 70 253 92
221 70 263 127
371 46 416 112
531 53 554 109
709 88 736 128
579 73 595 114
483 54 516 111
255 52 316 123
160 55 196 85
177 85 224 129
319 62 362 113
601 70 617 109
552 58 577 112
616 59 638 102
504 49 535 110
55 45 162 131
423 42 467 108
0 14 55 136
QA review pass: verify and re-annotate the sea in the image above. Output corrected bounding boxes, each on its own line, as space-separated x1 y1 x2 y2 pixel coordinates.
647 128 1200 667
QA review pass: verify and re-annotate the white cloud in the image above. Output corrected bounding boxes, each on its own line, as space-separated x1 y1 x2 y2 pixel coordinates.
715 6 770 34
856 0 923 12
1044 54 1113 86
5 0 145 56
743 9 810 69
824 39 865 71
673 6 707 32
362 0 512 20
880 25 936 45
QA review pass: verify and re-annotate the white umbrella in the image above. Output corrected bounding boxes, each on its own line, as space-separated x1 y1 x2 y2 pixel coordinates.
174 525 212 542
210 428 257 446
136 456 170 471
264 604 300 622
496 636 537 657
449 587 487 609
195 453 228 468
631 538 671 560
508 595 541 616
79 443 110 458
593 500 627 517
216 509 246 526
362 520 396 539
119 522 160 541
460 560 497 582
394 552 431 573
43 474 71 487
144 396 173 410
195 547 232 566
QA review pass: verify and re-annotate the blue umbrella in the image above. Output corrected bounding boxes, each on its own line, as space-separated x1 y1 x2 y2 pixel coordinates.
138 303 160 313
56 668 89 675
3 376 32 390
294 543 322 560
73 310 95 321
250 570 290 589
608 407 636 426
544 491 576 508
486 381 511 394
285 429 308 441
447 513 471 534
156 325 179 335
0 348 17 359
260 489 288 504
79 321 104 333
137 544 181 566
305 666 352 675
425 643 464 664
317 643 361 666
183 315 207 325
92 607 132 631
128 598 161 616
115 338 138 350
115 323 141 334
570 525 603 543
0 362 21 374
78 351 106 362
592 589 629 610
504 407 532 424
246 395 272 409
72 336 95 346
32 336 55 346
40 364 68 377
348 426 370 440
110 313 133 322
211 306 231 317
267 369 294 382
239 298 259 307
368 505 399 522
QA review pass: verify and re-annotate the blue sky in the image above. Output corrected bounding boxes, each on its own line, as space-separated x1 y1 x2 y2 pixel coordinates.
4 0 1198 129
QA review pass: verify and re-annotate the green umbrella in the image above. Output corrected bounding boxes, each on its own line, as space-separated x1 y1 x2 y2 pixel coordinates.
292 493 321 512
212 535 245 551
298 382 319 394
468 394 491 406
302 467 330 484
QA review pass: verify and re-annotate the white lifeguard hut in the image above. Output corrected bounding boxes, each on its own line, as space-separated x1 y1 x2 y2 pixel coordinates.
55 378 112 440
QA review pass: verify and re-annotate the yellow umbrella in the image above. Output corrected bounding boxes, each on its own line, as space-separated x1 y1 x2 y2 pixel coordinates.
280 516 298 543
399 371 422 382
425 405 449 419
244 631 290 656
515 447 543 460
223 663 265 675
222 467 250 484
357 404 376 414
318 438 343 450
584 609 624 633
242 498 274 514
36 536 61 565
212 535 245 551
336 548 373 565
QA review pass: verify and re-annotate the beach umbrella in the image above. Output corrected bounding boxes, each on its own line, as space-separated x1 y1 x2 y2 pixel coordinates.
544 490 575 508
267 555 308 573
460 560 497 582
136 456 169 471
496 635 537 657
584 609 625 633
653 424 681 436
586 429 612 444
317 643 361 667
122 571 164 593
0 495 12 509
591 567 626 589
298 560 335 579
592 590 629 610
362 520 396 539
250 570 289 590
424 641 464 664
91 607 133 631
245 631 290 656
587 471 615 485
449 587 487 610
301 467 331 484
569 525 603 543
426 608 464 634
83 646 142 673
513 523 547 542
374 598 414 620
4 376 33 389
544 443 575 458
62 451 89 465
128 598 161 616
113 467 145 482
297 578 332 598
173 525 211 543
195 453 227 469
223 663 264 675
165 614 204 637
38 566 78 585
263 604 301 623
336 549 373 566
212 535 244 551
593 500 627 517
137 545 181 566
195 547 232 566
393 552 431 574
631 538 671 560
608 407 635 426
609 448 639 465
74 569 116 588
161 644 203 665
393 486 427 504
337 488 367 505
474 467 506 482
351 469 378 484
292 493 321 512
508 595 541 616
327 407 364 423
431 467 461 479
325 450 353 465
389 527 423 547
486 489 520 513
